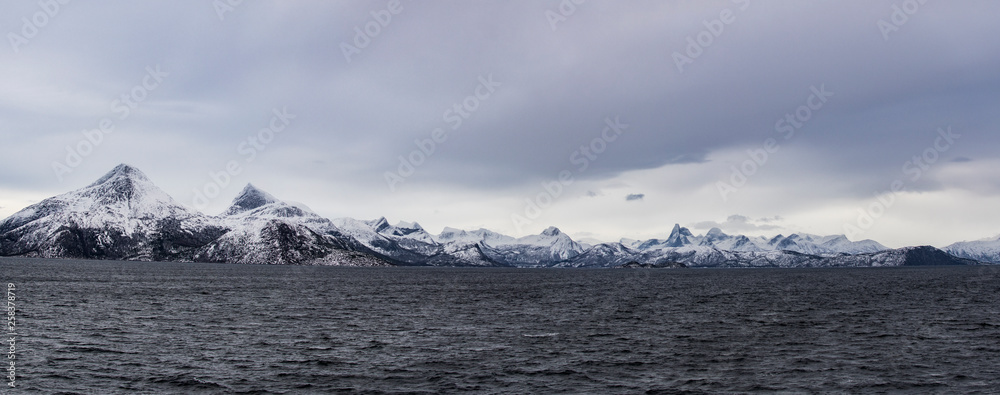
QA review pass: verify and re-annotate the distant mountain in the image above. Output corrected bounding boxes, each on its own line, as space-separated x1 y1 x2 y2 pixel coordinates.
636 225 887 256
331 217 499 266
330 220 584 267
753 233 887 255
944 236 1000 264
589 244 979 269
560 242 685 268
0 165 991 268
822 246 983 267
474 226 586 266
564 225 975 268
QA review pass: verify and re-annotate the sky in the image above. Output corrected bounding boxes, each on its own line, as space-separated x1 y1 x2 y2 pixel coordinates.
2 0 999 248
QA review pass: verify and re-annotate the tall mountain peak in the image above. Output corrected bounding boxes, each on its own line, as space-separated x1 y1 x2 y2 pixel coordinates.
75 163 175 208
542 226 562 237
87 163 150 188
665 224 694 247
369 217 392 233
224 184 279 216
705 227 728 238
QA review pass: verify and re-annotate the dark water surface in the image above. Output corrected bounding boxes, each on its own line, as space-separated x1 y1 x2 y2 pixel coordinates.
2 258 1000 394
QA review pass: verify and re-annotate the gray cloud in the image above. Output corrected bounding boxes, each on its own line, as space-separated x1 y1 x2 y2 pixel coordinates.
625 193 645 201
1 1 999 246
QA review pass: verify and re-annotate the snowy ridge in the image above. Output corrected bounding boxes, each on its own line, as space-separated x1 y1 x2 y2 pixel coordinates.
634 225 888 257
945 235 1000 264
0 164 992 268
223 184 278 216
205 185 385 266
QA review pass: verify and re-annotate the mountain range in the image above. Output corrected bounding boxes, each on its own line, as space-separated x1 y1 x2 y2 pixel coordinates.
0 164 994 268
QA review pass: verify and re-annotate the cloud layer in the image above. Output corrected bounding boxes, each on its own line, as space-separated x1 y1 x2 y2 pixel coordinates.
2 0 999 248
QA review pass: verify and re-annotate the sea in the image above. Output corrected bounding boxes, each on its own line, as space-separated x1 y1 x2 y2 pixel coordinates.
2 257 999 394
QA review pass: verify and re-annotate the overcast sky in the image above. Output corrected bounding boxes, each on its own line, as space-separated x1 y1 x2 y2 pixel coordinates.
2 0 999 248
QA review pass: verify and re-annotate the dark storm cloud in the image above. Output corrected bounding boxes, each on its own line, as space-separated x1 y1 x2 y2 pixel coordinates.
359 0 1000 196
6 1 999 188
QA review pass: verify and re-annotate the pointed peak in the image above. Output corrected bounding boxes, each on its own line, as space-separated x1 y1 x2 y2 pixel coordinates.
239 183 276 199
370 217 391 232
472 228 504 239
706 227 727 238
224 183 279 215
668 224 693 237
542 226 562 237
396 221 423 230
111 163 142 173
440 226 465 235
665 224 694 247
88 163 150 187
79 163 164 205
827 235 849 242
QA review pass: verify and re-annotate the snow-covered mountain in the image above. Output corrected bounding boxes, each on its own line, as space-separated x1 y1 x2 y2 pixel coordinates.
944 235 1000 264
194 184 386 266
0 165 384 266
558 242 682 268
634 224 887 256
559 225 975 268
748 233 887 255
474 226 586 267
0 164 226 260
565 242 978 269
331 217 498 266
330 220 586 267
0 164 990 268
